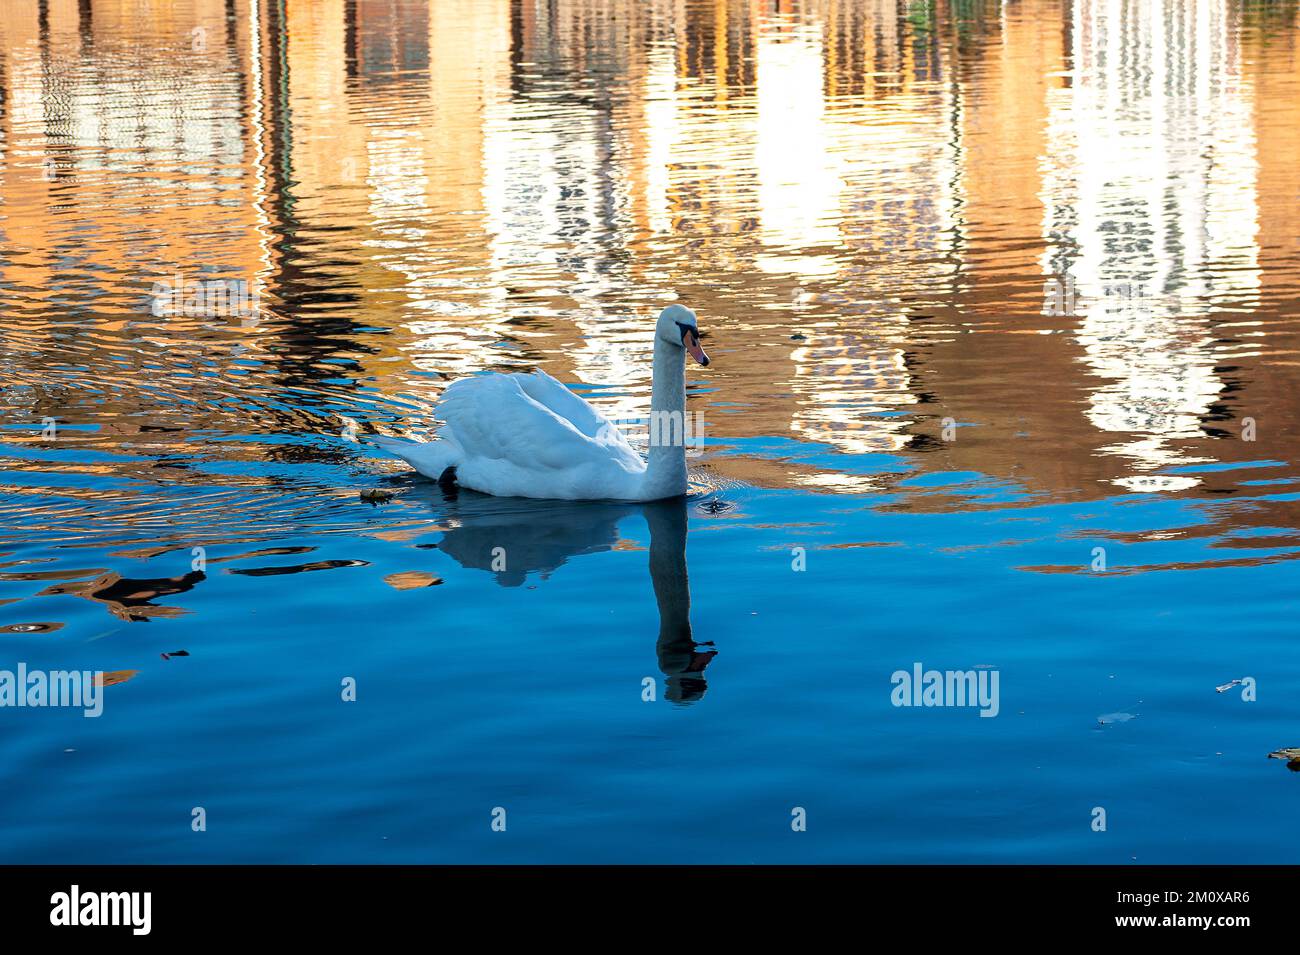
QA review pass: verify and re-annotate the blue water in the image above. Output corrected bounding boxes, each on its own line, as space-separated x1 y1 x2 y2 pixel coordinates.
3 452 1299 863
4 0 1300 863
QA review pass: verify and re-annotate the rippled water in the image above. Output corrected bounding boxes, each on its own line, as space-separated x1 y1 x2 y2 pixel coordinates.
3 0 1300 863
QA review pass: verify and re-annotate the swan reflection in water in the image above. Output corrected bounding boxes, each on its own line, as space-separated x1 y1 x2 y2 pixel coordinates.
411 486 717 703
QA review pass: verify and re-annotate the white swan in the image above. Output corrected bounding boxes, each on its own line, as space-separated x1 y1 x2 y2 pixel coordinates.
370 305 710 501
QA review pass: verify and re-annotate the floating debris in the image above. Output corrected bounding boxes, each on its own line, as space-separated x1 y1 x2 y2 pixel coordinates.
1268 749 1300 770
0 622 64 634
1097 711 1138 725
160 650 190 660
697 499 735 515
360 488 393 503
383 572 443 591
790 333 806 341
1215 679 1244 693
95 670 138 688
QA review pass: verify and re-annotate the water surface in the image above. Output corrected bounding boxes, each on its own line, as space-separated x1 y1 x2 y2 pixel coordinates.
2 0 1300 863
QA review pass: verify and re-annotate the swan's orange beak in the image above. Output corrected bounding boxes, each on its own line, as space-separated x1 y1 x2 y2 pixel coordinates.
683 327 709 366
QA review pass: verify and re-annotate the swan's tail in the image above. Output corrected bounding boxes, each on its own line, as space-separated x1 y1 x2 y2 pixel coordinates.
368 433 460 482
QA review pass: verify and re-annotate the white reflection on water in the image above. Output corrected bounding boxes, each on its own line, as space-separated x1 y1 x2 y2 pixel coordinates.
756 18 841 276
1042 0 1261 490
764 4 958 461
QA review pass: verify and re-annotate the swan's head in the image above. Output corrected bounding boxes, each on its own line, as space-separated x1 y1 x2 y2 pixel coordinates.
657 304 709 366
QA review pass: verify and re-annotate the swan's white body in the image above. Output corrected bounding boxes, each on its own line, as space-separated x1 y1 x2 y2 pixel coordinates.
371 306 708 501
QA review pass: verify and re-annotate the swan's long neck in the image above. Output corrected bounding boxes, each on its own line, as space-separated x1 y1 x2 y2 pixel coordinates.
641 334 687 500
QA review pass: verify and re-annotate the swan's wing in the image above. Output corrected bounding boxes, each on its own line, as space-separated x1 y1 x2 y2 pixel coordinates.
369 434 460 479
437 373 640 473
513 370 630 445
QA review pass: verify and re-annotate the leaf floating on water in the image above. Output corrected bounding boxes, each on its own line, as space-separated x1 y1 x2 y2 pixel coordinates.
1267 748 1300 761
0 621 64 634
360 488 393 503
95 669 138 688
383 572 442 591
1097 712 1137 725
1215 679 1244 693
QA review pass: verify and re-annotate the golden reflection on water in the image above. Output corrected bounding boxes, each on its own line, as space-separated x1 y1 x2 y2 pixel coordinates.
2 0 1300 518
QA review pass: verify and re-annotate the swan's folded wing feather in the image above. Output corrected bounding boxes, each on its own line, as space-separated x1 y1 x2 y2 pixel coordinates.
513 370 624 442
436 374 631 472
369 434 460 478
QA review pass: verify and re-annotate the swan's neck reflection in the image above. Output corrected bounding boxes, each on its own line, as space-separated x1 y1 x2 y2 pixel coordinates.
644 498 715 704
419 487 716 703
